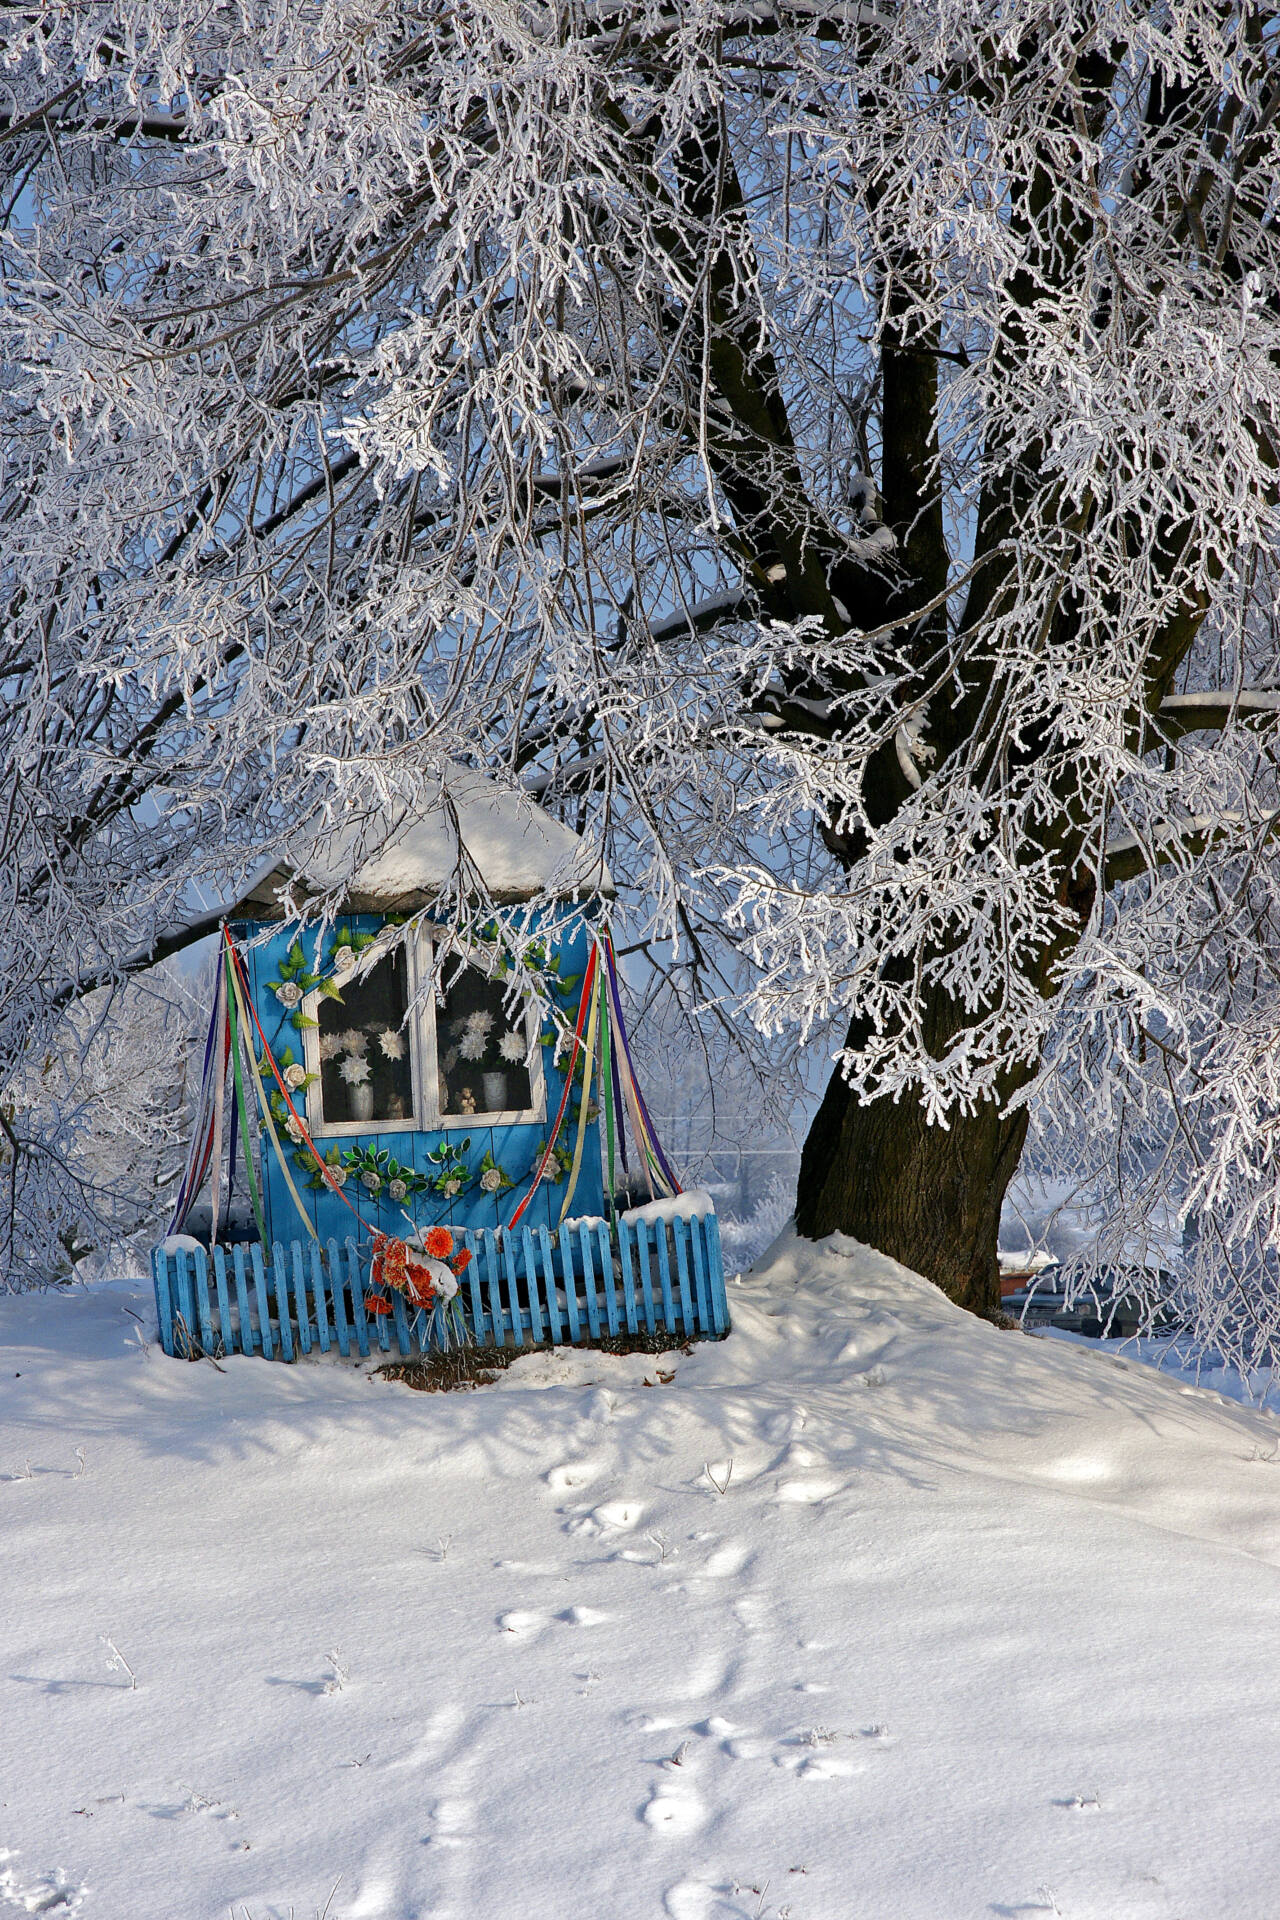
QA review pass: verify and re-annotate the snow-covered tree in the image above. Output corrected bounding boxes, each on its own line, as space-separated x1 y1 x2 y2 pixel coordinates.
3 2 1280 1319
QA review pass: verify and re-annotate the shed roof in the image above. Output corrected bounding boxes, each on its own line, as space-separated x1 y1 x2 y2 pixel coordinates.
231 765 609 917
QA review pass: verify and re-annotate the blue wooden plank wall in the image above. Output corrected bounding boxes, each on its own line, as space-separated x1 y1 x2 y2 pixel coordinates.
152 1215 730 1365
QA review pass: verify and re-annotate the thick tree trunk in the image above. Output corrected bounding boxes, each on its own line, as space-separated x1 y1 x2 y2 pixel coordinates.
794 1042 1030 1320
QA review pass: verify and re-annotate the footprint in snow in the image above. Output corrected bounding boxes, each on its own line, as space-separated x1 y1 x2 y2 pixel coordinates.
498 1605 609 1637
545 1461 605 1494
557 1605 610 1627
565 1498 647 1535
0 1853 85 1916
497 1608 550 1640
642 1785 706 1834
774 1476 844 1505
695 1541 752 1580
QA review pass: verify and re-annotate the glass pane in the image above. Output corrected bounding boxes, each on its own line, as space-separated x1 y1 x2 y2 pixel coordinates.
316 950 415 1126
436 965 533 1118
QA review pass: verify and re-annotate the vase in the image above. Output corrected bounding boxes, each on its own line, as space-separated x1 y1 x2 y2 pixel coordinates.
350 1082 375 1123
482 1070 508 1112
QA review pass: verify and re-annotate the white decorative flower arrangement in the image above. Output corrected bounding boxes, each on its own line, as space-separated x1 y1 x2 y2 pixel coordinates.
339 1054 372 1086
498 1029 526 1063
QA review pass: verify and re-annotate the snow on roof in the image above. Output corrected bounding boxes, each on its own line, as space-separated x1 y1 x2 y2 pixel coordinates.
233 764 610 916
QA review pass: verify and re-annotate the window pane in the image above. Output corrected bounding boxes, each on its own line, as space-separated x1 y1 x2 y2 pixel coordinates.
316 950 415 1125
436 965 533 1117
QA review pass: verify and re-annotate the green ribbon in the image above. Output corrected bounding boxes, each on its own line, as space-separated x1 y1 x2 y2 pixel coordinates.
225 948 269 1248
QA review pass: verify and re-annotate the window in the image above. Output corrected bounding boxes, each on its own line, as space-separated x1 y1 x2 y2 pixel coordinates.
313 945 416 1130
300 935 545 1136
434 964 535 1122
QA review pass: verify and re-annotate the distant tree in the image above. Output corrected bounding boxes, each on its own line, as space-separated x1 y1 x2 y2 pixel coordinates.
3 3 1280 1319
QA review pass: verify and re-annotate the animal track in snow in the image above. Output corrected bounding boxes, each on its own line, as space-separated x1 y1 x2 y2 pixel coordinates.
497 1608 551 1639
774 1476 844 1505
564 1498 647 1535
696 1541 752 1579
642 1785 706 1834
0 1852 85 1916
545 1460 605 1494
421 1796 474 1849
499 1604 609 1638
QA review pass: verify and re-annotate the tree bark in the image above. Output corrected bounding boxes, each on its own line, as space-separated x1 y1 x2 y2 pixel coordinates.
795 1025 1030 1321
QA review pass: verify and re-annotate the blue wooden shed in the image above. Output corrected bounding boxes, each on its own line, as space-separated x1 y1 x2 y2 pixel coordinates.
154 768 730 1364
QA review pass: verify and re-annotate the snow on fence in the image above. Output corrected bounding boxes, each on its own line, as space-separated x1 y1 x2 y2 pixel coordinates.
152 1214 730 1363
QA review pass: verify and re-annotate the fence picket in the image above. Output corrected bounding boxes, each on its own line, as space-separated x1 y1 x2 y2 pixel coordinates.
291 1242 312 1356
671 1218 696 1334
634 1227 657 1336
390 1284 413 1356
153 1251 175 1356
212 1247 235 1355
461 1233 488 1346
483 1232 508 1345
704 1214 730 1334
595 1222 620 1337
520 1230 545 1344
249 1242 274 1359
346 1240 371 1358
537 1226 562 1343
616 1221 640 1334
653 1224 677 1336
327 1239 351 1357
560 1228 582 1342
270 1242 295 1360
310 1242 332 1354
688 1217 714 1335
576 1225 602 1340
500 1233 526 1347
190 1247 217 1356
230 1244 255 1355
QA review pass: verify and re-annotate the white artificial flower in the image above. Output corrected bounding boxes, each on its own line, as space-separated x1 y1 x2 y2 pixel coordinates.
498 1030 525 1063
464 1009 493 1038
480 1166 504 1193
283 1062 307 1089
331 944 357 977
336 1028 368 1056
339 1054 371 1086
318 1031 343 1061
274 981 303 1008
285 1116 304 1143
458 1029 487 1062
378 1029 406 1061
326 1163 347 1187
442 1177 461 1196
388 1178 407 1201
361 1170 381 1193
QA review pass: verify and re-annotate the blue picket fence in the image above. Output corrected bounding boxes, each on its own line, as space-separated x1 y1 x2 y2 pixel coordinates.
152 1213 730 1363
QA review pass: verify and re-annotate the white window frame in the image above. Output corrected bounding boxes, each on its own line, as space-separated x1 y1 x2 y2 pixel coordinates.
299 929 547 1139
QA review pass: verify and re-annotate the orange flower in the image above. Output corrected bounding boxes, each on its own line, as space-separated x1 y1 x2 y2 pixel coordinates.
405 1264 437 1308
364 1292 393 1317
424 1225 454 1259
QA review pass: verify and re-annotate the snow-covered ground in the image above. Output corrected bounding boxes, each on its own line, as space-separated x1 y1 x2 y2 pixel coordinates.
4 1228 1280 1920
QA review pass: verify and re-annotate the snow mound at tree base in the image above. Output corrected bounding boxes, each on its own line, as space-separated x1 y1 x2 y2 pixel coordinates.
2 1227 1278 1919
